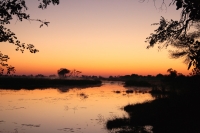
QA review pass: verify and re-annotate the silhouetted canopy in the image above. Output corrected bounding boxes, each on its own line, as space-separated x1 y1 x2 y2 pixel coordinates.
0 0 60 74
57 68 70 78
145 0 200 75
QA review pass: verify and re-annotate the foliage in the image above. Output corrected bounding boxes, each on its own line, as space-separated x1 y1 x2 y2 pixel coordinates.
124 80 152 87
0 51 15 74
57 68 70 78
0 0 60 74
167 68 177 77
145 0 200 75
68 69 82 77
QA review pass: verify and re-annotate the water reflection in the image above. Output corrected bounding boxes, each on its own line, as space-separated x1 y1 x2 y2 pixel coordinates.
57 84 102 93
0 81 154 133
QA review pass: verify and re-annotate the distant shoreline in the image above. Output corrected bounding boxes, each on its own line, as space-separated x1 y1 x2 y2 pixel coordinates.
0 77 102 90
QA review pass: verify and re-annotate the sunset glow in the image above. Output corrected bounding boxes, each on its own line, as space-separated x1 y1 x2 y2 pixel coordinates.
2 0 191 77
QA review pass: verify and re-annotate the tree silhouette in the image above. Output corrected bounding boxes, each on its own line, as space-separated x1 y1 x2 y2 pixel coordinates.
69 69 82 77
144 0 200 75
167 68 177 78
57 68 70 78
0 0 60 74
0 51 15 75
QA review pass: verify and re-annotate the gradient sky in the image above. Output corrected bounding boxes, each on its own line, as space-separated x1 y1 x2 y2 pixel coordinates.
1 0 191 77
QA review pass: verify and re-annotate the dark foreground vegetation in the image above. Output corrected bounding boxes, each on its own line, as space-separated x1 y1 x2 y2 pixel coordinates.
0 77 102 90
106 75 200 133
124 80 152 87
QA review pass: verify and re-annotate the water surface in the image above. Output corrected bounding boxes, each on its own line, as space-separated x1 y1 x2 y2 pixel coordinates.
0 81 154 133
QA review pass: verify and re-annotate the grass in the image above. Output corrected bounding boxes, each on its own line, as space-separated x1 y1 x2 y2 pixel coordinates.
0 77 102 90
107 93 200 133
124 80 152 87
106 76 200 133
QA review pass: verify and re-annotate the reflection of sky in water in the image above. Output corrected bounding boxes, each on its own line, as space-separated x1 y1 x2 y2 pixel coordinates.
0 81 154 133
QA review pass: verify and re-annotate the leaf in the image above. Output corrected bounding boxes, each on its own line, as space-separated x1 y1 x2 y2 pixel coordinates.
44 22 50 26
188 61 192 70
176 1 182 10
40 24 43 28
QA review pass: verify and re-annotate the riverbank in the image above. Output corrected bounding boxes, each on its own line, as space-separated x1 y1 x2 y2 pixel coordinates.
0 77 102 89
106 75 200 133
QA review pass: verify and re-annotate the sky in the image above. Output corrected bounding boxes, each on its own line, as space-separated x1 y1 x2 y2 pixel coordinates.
1 0 192 77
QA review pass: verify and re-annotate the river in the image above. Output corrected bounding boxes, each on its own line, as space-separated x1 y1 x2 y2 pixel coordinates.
0 81 154 133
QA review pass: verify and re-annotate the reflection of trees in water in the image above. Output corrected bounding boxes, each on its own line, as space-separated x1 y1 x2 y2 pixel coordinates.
56 86 71 93
56 84 102 93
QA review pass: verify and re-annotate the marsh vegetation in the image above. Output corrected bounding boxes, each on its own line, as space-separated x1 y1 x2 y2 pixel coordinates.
0 76 102 89
106 75 200 133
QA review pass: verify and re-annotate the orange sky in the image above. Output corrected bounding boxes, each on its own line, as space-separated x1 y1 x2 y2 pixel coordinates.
1 0 191 77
